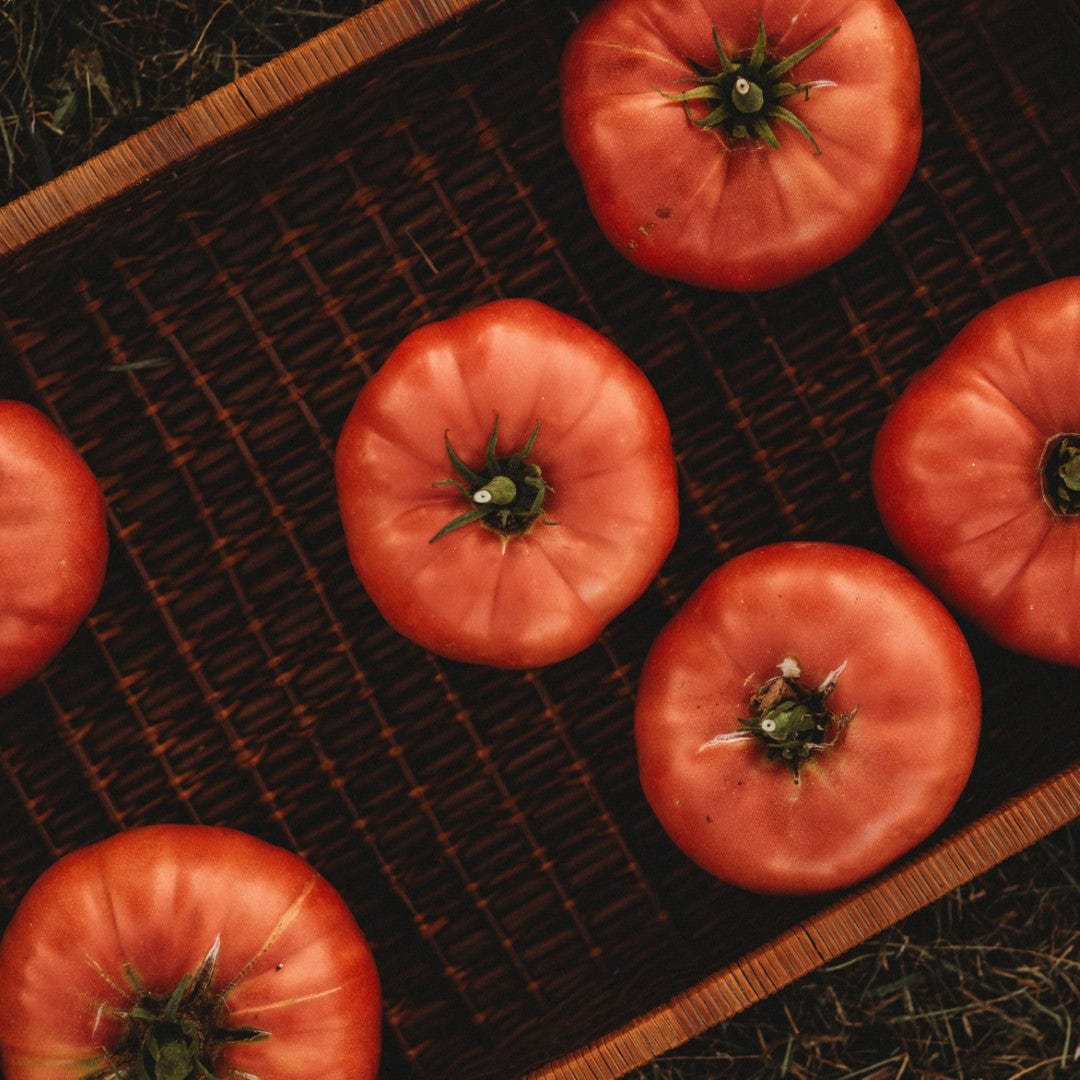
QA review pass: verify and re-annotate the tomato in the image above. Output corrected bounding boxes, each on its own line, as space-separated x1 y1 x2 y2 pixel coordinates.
560 0 922 291
0 400 109 697
872 278 1080 667
634 543 981 895
335 298 679 669
0 825 381 1080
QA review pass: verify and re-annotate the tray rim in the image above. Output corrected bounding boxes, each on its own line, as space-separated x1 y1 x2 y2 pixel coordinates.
0 0 491 258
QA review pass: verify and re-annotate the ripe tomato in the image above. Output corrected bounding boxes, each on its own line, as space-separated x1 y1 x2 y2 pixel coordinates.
634 543 981 895
0 825 381 1080
560 0 922 291
335 298 679 669
872 277 1080 667
0 400 109 697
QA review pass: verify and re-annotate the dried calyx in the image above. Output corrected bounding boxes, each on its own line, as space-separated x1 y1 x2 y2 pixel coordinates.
431 415 556 543
661 16 840 152
1040 433 1080 516
700 656 856 783
83 939 266 1080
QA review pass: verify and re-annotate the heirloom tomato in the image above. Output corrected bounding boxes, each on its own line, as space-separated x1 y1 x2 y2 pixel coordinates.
0 825 382 1080
335 298 679 669
872 277 1080 666
560 0 922 291
634 543 980 895
0 400 108 697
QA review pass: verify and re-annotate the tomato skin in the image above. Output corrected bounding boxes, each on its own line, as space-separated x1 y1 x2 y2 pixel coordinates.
0 825 382 1080
0 401 109 697
560 0 921 291
871 278 1080 667
335 298 679 669
634 543 981 895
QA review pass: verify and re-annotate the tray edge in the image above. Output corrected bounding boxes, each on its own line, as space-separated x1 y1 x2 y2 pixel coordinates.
526 761 1080 1079
0 0 490 259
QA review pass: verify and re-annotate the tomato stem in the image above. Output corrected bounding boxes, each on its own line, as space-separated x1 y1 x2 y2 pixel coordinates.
738 657 855 781
659 17 839 152
431 414 557 542
1040 433 1080 516
82 939 267 1080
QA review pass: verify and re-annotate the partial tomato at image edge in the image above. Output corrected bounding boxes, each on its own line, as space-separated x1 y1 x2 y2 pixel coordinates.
0 824 382 1080
0 399 109 697
634 542 982 896
560 0 922 291
871 277 1080 667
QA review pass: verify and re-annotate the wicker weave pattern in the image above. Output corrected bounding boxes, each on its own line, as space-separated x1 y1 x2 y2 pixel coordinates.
0 0 1077 1076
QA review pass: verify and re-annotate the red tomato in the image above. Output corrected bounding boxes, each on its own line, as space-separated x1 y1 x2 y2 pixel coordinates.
560 0 922 291
335 299 679 669
872 277 1080 667
0 825 381 1080
634 543 981 895
0 400 109 697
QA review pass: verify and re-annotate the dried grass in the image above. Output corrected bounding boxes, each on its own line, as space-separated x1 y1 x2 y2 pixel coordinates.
633 820 1078 1078
0 0 363 201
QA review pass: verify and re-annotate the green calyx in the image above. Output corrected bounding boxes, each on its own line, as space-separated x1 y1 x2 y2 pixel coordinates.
431 415 556 543
83 940 267 1080
738 657 855 780
1040 433 1080 516
660 17 840 152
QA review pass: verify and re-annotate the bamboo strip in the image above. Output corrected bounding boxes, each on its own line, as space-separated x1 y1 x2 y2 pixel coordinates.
0 0 490 258
527 763 1080 1079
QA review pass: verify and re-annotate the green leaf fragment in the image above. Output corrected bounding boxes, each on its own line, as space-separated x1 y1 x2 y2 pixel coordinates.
445 431 486 488
765 25 840 80
748 16 768 73
711 26 737 75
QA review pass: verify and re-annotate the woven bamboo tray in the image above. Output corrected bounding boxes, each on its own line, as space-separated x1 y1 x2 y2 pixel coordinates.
0 0 1077 1076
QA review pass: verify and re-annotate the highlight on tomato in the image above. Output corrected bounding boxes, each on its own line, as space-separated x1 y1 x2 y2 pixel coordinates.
560 0 922 291
872 277 1080 667
0 399 109 697
335 298 679 669
0 825 382 1080
634 543 981 895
